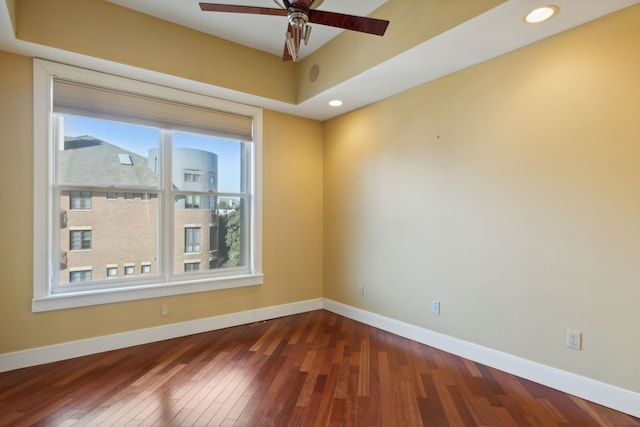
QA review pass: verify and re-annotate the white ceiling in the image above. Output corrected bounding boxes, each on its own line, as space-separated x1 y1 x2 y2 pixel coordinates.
1 0 638 121
106 0 388 60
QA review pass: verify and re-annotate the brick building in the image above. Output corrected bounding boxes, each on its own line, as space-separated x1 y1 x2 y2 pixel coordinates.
59 136 223 285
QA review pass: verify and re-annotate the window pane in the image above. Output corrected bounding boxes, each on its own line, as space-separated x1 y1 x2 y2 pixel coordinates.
58 115 160 188
175 196 246 272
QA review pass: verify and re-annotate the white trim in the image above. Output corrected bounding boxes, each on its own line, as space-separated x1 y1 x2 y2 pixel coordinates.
32 274 264 312
322 299 640 419
1 298 322 373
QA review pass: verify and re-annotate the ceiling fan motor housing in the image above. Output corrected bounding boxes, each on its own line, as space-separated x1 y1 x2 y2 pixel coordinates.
287 8 309 28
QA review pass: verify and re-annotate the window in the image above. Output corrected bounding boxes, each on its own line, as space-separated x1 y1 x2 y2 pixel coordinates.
70 191 91 210
124 264 135 276
33 59 263 312
70 269 92 282
106 266 118 277
184 261 201 272
184 169 202 182
141 263 152 274
70 229 92 251
118 153 133 165
185 227 201 253
185 195 201 209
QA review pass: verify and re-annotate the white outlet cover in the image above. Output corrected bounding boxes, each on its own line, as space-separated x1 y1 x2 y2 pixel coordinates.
432 301 440 315
567 329 582 350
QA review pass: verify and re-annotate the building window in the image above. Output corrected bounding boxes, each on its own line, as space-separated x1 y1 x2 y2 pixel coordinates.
106 266 118 277
118 153 133 165
106 192 117 200
185 195 201 209
184 169 202 182
70 191 92 210
69 229 92 251
184 261 201 272
70 269 92 282
141 263 152 274
185 227 201 253
33 59 263 312
124 264 135 276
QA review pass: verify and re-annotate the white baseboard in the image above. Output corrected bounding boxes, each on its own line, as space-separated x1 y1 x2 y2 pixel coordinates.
322 299 640 419
0 298 322 373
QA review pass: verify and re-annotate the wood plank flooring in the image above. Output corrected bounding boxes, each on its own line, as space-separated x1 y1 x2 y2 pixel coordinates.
0 310 638 426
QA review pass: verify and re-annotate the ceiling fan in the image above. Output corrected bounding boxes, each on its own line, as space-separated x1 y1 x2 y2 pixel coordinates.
199 0 390 62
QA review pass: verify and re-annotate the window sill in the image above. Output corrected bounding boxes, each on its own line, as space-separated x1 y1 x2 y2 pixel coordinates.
32 274 264 312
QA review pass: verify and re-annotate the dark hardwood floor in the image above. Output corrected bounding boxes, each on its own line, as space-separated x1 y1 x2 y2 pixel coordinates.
0 310 638 426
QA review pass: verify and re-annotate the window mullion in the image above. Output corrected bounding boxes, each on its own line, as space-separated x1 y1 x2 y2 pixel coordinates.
161 130 173 281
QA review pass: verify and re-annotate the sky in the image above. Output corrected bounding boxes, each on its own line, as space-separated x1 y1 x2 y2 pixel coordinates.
64 115 243 193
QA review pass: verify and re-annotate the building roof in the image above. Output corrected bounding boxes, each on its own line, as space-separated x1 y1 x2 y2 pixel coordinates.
59 136 159 188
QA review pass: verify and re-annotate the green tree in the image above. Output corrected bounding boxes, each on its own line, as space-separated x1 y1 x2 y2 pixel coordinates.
224 209 241 267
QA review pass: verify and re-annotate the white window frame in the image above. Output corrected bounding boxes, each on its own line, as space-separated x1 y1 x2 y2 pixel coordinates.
32 59 263 312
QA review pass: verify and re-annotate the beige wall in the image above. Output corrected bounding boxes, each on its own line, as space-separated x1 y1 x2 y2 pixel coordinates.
0 51 323 353
324 5 640 392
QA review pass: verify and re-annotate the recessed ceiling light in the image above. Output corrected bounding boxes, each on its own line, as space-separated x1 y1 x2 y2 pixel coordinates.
524 6 559 24
329 100 343 107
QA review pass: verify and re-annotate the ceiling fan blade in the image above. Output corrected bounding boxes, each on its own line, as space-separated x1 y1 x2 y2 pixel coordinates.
309 10 389 36
292 0 312 9
199 3 287 17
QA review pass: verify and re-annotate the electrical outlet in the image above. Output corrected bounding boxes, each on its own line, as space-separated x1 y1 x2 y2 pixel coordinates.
567 329 582 350
357 286 364 297
432 301 440 315
161 304 170 317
